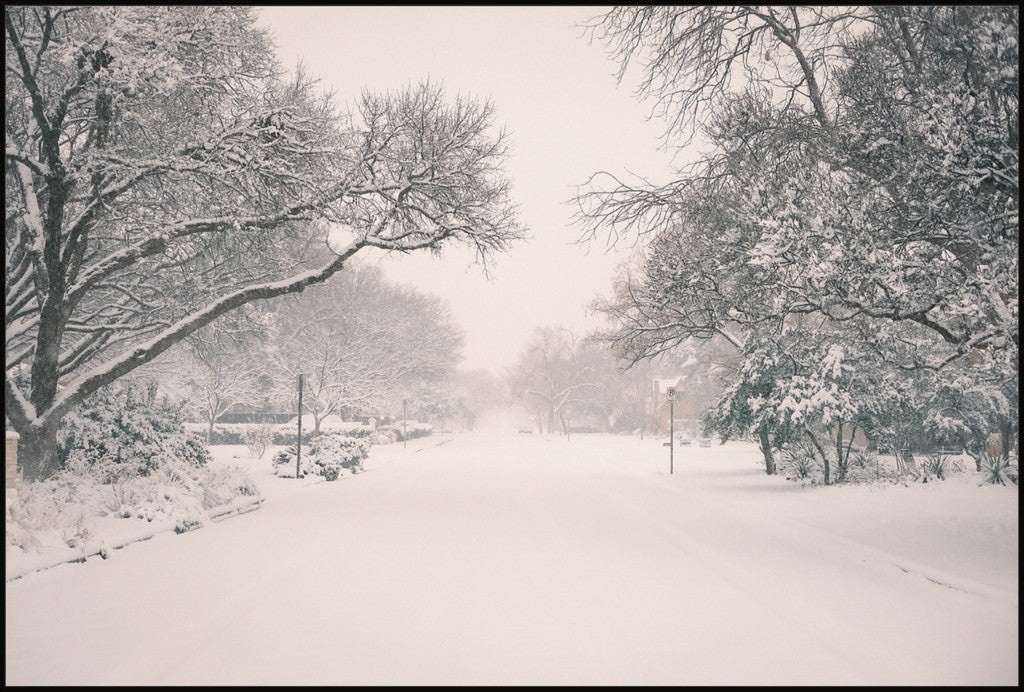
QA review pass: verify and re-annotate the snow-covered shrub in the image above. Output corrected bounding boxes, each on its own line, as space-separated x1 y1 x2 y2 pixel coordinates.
305 434 371 480
272 444 300 476
5 460 259 554
58 380 210 482
242 423 277 461
5 477 93 552
370 428 399 445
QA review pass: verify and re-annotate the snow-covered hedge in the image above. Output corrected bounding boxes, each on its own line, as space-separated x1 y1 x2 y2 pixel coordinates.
5 459 259 554
376 422 432 444
278 416 373 440
183 423 257 445
184 420 373 446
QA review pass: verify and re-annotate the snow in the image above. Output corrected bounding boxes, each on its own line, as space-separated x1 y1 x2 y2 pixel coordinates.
326 224 358 254
5 432 1018 685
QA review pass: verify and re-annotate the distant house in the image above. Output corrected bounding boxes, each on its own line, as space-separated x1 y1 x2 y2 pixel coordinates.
652 377 684 399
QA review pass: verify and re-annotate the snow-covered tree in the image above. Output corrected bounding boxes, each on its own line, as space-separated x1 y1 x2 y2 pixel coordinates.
577 5 1018 470
5 6 522 478
265 264 463 435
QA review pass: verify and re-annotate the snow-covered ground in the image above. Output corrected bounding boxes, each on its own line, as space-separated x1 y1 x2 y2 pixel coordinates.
5 431 1018 685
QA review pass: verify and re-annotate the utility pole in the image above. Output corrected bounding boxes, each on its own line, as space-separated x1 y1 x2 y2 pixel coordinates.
296 374 304 479
667 386 676 475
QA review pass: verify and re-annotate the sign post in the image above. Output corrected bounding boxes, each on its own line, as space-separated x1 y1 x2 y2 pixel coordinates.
403 398 408 449
296 374 304 479
667 386 676 475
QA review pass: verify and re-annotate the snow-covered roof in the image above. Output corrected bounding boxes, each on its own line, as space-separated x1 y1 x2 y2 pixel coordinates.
5 430 19 440
652 377 684 394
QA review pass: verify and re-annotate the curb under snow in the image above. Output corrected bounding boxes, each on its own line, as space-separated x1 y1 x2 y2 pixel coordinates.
5 495 264 583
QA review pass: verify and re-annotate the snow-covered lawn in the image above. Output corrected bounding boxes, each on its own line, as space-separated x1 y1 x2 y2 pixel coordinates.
5 432 1018 685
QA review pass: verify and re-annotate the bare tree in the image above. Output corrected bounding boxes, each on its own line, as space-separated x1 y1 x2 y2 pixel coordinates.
5 7 522 478
581 6 867 148
509 327 597 435
179 329 267 442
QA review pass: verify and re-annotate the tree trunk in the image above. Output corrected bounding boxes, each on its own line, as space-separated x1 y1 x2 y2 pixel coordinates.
207 417 215 444
19 421 61 481
806 428 831 485
835 423 845 482
758 427 777 475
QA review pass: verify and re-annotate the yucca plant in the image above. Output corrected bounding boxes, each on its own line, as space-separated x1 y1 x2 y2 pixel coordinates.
980 452 1019 486
781 446 818 481
921 452 949 482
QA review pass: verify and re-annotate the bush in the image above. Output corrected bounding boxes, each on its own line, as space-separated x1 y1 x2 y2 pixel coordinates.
370 428 399 445
272 444 300 476
58 380 210 482
779 445 819 482
920 451 965 482
844 449 903 483
980 452 1019 486
242 424 277 461
305 434 371 481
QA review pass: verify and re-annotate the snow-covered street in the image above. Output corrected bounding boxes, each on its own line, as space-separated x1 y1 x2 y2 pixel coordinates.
5 432 1018 685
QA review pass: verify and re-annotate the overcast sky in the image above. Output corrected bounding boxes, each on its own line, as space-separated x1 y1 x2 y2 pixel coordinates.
257 6 677 375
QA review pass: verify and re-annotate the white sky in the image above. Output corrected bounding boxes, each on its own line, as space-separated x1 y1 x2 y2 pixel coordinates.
257 6 677 374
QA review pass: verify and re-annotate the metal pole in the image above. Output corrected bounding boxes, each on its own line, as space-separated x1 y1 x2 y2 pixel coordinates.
296 374 303 479
670 399 674 475
403 399 407 449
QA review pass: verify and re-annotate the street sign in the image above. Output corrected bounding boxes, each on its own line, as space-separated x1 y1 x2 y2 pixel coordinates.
666 386 676 401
